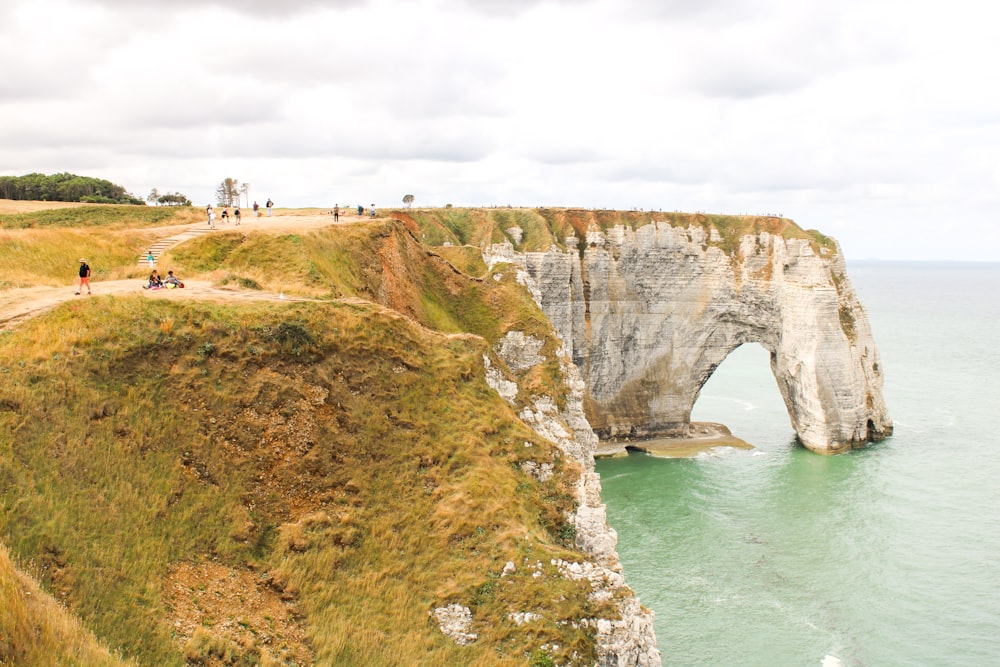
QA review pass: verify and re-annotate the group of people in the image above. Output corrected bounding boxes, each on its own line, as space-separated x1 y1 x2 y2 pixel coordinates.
143 269 184 290
330 204 376 221
74 259 185 294
208 198 380 226
251 199 274 218
206 199 275 228
77 194 363 295
206 204 244 228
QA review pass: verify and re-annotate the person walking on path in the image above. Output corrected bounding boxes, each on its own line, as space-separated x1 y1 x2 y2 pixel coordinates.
357 204 363 216
234 206 241 225
146 249 155 268
208 208 217 229
333 205 339 222
370 204 376 218
221 207 229 224
253 201 260 217
266 199 273 217
76 259 92 295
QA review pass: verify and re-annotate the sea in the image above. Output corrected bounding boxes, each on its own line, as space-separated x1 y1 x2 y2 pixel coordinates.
595 262 1000 667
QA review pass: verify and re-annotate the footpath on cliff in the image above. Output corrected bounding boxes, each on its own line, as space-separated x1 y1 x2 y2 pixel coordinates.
0 208 369 331
1 203 754 462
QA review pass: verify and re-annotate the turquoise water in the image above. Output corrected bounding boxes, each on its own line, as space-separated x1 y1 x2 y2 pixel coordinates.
596 262 1000 666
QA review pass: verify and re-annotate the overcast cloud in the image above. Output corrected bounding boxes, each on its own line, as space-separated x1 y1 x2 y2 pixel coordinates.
2 0 998 260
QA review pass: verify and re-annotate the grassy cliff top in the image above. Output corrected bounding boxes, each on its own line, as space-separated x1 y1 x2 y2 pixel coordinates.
1 202 843 663
0 208 604 665
0 203 205 229
395 207 837 256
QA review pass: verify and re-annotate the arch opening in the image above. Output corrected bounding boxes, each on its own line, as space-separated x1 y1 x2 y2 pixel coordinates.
690 342 795 452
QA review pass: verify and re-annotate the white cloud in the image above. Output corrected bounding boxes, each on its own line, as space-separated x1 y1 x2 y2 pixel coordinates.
2 0 999 260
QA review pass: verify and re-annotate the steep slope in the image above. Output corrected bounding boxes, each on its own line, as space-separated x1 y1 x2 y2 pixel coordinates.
0 543 131 666
0 219 657 665
401 208 891 454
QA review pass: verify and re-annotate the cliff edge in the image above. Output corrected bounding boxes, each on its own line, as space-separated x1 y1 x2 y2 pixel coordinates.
480 214 891 454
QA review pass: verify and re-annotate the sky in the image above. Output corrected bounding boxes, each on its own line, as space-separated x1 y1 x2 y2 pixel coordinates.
2 0 998 261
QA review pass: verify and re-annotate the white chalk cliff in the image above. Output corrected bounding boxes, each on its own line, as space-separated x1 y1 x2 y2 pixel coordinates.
487 219 892 454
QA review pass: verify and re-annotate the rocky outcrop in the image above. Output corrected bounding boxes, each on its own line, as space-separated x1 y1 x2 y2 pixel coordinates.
488 331 661 667
487 220 892 454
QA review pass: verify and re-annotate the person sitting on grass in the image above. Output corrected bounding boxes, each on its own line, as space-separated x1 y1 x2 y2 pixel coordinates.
163 270 184 289
144 269 163 289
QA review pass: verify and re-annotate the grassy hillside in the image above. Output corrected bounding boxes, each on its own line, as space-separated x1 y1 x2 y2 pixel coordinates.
0 210 623 665
165 221 562 344
0 227 163 288
396 207 837 257
0 297 613 665
0 204 204 230
0 543 132 666
0 204 203 288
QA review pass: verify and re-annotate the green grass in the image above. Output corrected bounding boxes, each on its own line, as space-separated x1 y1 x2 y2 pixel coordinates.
398 207 839 258
0 296 606 665
0 203 689 664
0 205 204 230
0 543 133 666
0 228 162 287
164 221 563 353
434 245 489 277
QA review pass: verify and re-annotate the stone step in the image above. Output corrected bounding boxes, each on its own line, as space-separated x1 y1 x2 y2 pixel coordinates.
137 227 215 265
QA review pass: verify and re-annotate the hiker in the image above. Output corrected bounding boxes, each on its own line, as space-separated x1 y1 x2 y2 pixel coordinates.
144 269 163 290
357 204 363 216
163 270 184 288
333 205 339 222
266 198 273 216
76 258 91 295
234 207 241 225
221 207 229 223
208 208 217 229
370 204 376 218
253 201 259 217
146 249 155 268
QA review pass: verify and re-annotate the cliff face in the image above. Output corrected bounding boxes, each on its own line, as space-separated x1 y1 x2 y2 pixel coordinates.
487 332 661 667
487 220 892 454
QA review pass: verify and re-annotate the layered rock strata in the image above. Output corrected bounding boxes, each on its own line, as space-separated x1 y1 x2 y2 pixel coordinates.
486 221 892 455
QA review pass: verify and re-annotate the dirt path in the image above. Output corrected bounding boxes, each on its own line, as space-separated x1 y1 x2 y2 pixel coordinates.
0 210 372 331
0 279 326 331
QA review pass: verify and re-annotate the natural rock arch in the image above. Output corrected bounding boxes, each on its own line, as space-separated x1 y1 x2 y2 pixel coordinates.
491 220 892 454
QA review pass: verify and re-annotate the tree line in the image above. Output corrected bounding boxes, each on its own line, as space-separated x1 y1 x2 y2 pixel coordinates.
146 188 192 206
0 172 145 205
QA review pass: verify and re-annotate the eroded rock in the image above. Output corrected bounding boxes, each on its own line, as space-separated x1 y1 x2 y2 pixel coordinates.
488 222 892 454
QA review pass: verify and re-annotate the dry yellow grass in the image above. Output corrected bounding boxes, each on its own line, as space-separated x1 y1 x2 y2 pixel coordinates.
0 543 133 666
0 227 161 287
0 297 600 665
0 199 98 215
0 204 620 665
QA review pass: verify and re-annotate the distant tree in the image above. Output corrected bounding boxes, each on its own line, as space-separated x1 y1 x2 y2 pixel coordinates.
402 194 415 208
215 178 240 207
239 182 250 208
157 192 191 206
147 188 160 205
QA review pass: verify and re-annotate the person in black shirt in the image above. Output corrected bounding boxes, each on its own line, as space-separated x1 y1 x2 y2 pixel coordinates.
76 259 91 295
